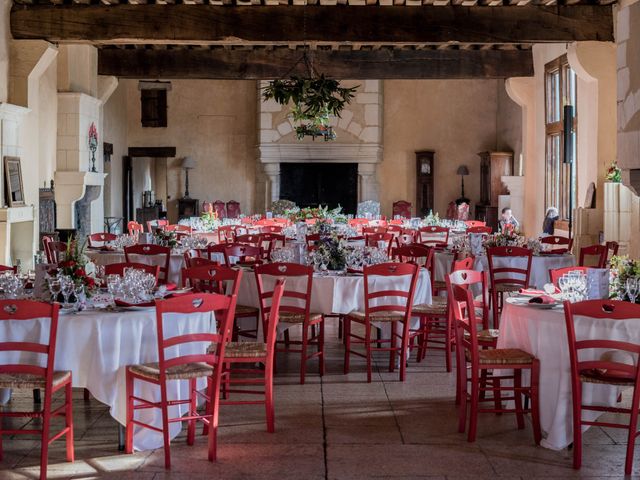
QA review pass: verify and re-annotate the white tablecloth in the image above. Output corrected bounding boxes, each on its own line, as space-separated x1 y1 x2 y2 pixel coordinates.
498 300 640 450
0 308 215 451
433 252 576 290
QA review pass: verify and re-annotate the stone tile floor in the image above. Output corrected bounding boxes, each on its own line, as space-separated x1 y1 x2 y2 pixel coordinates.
1 319 639 479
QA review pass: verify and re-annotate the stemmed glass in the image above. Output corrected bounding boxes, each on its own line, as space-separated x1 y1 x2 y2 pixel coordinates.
49 277 62 303
626 277 639 304
73 282 85 306
60 276 74 307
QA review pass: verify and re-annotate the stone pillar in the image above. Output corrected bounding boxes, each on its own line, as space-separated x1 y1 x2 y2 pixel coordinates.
263 163 280 207
358 163 379 202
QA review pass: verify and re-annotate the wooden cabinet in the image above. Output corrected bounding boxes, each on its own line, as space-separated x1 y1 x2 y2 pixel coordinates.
178 198 199 220
476 151 513 230
415 150 435 217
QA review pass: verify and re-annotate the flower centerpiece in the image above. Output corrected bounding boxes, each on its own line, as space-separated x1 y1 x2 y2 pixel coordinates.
50 238 97 296
200 206 220 232
424 210 441 226
609 255 640 302
154 230 178 249
483 229 525 249
308 231 347 271
606 161 622 183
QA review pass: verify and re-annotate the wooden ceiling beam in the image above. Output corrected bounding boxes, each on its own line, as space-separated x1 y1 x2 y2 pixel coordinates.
97 45 535 79
11 4 613 44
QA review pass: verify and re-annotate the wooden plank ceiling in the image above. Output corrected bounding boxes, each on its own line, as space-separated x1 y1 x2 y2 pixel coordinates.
10 1 615 79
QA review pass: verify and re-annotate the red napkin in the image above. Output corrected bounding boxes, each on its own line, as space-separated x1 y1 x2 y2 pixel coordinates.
528 295 556 305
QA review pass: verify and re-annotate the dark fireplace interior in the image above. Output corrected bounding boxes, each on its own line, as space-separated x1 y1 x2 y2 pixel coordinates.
280 163 358 214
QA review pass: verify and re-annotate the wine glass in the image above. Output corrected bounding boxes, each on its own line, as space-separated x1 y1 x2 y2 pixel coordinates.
73 282 85 309
60 276 73 307
49 278 62 303
626 277 639 304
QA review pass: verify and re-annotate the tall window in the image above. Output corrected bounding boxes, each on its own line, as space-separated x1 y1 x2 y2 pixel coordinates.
545 56 577 221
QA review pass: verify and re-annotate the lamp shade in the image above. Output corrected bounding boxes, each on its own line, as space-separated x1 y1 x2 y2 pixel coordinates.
456 165 470 176
181 156 197 169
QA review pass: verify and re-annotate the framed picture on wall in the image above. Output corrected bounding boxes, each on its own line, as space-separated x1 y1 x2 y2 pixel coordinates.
4 156 25 207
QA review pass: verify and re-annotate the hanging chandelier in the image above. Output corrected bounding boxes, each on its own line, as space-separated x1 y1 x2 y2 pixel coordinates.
262 52 357 142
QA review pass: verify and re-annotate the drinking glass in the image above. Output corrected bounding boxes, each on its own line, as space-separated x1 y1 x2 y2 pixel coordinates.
73 283 85 308
626 277 639 304
49 278 62 303
60 277 73 307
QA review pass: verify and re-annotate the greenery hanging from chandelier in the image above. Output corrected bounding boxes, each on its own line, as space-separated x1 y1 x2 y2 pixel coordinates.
262 56 358 141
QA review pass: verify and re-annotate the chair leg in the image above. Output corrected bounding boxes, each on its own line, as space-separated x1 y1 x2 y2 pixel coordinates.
83 388 91 402
265 361 275 433
300 323 309 385
125 372 134 454
399 322 409 382
389 321 396 373
365 322 373 383
625 389 640 475
318 320 325 377
513 370 525 430
40 392 52 480
572 379 583 470
65 381 74 462
160 385 172 469
207 378 219 462
187 378 197 446
491 290 499 330
343 318 351 375
445 313 452 373
493 377 502 415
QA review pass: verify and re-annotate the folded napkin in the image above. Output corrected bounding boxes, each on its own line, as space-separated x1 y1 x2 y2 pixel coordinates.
520 287 560 295
114 299 155 308
528 295 556 305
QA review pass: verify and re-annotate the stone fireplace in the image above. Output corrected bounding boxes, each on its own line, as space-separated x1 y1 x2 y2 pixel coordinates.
256 80 383 212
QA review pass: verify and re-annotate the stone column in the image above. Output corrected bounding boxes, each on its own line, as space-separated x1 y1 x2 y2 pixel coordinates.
358 163 379 202
263 163 280 207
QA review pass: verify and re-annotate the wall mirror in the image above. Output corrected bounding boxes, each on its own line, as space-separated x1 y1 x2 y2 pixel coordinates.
4 157 25 207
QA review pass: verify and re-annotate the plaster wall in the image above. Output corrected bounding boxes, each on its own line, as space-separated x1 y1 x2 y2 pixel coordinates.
497 79 523 173
123 79 257 222
102 81 127 218
381 79 500 219
0 0 10 103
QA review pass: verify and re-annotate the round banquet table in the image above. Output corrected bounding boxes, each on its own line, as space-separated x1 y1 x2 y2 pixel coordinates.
498 299 640 450
0 307 215 452
433 251 576 290
86 250 189 286
236 268 432 339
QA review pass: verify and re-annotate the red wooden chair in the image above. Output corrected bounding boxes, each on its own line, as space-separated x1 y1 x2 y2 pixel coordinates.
606 240 620 264
215 278 286 432
147 219 168 233
235 233 263 248
125 292 236 468
164 224 192 233
387 224 403 236
213 201 226 220
217 225 235 244
182 264 259 340
344 262 419 382
41 236 54 262
418 226 450 248
261 233 286 260
365 232 394 258
362 226 387 235
0 300 73 480
186 256 218 269
392 200 412 219
197 243 228 265
431 254 476 296
305 233 321 251
105 262 160 281
487 246 532 329
579 244 608 268
449 284 541 443
223 243 262 267
128 221 144 236
549 266 590 286
255 263 324 384
466 226 492 235
48 241 68 264
540 235 573 254
563 299 640 474
124 244 173 287
87 232 117 248
226 200 241 219
394 243 433 268
464 220 486 228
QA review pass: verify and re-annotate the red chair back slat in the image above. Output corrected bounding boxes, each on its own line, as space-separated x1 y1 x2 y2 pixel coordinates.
182 264 241 294
260 225 283 234
363 262 419 319
392 200 412 219
226 200 241 219
88 232 117 247
362 226 387 235
154 292 236 377
549 266 590 286
0 300 60 384
104 262 160 281
188 257 219 269
235 234 263 247
579 244 608 268
163 224 192 233
0 264 17 273
418 226 450 247
393 243 434 269
124 244 171 284
466 226 492 235
486 246 532 289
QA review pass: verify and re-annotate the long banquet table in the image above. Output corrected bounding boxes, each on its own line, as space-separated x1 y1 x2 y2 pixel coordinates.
0 307 215 451
433 251 576 289
498 299 640 450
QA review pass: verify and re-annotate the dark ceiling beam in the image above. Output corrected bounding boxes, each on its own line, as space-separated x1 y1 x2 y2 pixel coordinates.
11 5 613 44
97 47 535 79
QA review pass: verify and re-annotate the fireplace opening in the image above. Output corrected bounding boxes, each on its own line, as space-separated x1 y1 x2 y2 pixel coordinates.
279 163 358 214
